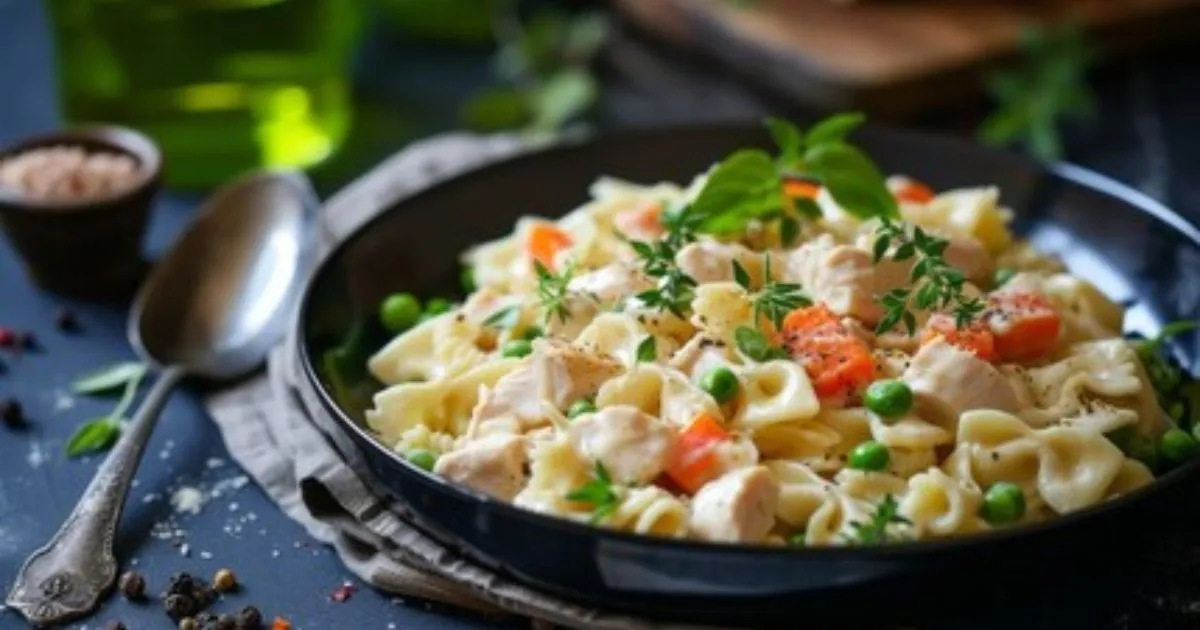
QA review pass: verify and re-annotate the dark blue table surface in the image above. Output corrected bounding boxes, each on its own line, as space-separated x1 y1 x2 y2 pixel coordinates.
3 1 1200 629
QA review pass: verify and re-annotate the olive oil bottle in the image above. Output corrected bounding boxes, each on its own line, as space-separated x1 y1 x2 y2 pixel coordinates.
47 0 361 188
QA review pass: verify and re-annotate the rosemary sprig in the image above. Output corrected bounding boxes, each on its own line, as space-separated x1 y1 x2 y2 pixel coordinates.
731 255 810 331
534 260 575 325
845 495 910 546
565 461 621 524
872 217 985 335
482 305 521 329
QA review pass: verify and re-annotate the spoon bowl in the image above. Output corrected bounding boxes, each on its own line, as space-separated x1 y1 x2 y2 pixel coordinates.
6 171 318 627
130 171 317 377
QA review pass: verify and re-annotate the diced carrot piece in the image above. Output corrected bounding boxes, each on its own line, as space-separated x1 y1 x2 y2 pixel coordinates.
894 178 936 204
614 202 664 238
781 304 876 399
783 178 821 200
272 618 293 630
526 224 572 269
665 413 729 495
986 291 1061 361
922 314 997 361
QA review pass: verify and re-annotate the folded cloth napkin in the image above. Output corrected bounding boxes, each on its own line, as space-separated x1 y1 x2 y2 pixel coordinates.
204 133 723 630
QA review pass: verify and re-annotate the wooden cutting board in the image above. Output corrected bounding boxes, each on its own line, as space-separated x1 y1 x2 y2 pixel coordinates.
613 0 1200 117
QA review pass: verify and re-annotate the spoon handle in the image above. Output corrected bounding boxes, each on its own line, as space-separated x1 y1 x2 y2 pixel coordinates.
6 365 186 627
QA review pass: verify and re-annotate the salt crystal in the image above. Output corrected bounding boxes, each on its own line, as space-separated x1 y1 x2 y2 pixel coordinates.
52 389 75 412
200 551 212 560
271 549 280 558
206 457 225 469
171 487 204 515
179 543 190 557
228 502 239 512
26 441 48 469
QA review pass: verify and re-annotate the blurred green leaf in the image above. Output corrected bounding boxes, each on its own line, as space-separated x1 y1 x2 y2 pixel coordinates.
562 13 610 63
978 23 1096 161
379 0 498 45
531 68 598 131
462 87 534 131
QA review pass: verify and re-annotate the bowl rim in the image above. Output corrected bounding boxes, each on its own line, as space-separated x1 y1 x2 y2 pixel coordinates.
297 121 1200 561
0 124 163 211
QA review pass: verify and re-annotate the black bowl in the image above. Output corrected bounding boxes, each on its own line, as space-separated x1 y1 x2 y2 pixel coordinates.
297 124 1200 627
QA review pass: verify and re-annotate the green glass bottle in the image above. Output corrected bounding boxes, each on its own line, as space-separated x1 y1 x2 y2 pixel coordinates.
47 0 361 189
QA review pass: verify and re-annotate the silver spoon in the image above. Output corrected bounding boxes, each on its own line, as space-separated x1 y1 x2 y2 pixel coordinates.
6 171 318 627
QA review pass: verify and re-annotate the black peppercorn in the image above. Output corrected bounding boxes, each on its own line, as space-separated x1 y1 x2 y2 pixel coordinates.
192 584 216 609
164 593 196 620
1 398 25 429
117 571 146 600
194 612 218 627
55 308 81 333
105 621 127 630
165 572 199 598
179 618 198 630
237 606 263 630
215 614 237 630
15 331 37 351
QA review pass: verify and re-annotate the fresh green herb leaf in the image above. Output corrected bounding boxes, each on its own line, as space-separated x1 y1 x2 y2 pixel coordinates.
636 335 657 363
689 149 781 235
530 68 598 132
872 217 984 335
779 215 801 246
845 495 910 545
735 326 789 362
71 362 146 396
534 260 575 325
483 306 522 330
804 143 897 220
626 234 698 318
460 87 533 132
66 418 121 458
731 259 752 291
743 254 811 331
804 112 865 147
979 24 1095 161
565 461 621 524
763 117 803 162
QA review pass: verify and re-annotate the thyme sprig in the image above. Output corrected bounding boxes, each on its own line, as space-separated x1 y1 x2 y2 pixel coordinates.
872 217 985 335
845 495 910 545
534 260 575 325
565 461 621 524
732 255 811 331
627 233 699 319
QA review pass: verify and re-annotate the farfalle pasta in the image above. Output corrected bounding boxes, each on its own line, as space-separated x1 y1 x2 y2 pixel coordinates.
362 116 1191 546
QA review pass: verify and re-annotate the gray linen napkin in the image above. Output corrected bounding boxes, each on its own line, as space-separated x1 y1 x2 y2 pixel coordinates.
204 133 726 630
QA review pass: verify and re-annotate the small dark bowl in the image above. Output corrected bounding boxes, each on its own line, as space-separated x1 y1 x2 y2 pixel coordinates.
0 125 162 300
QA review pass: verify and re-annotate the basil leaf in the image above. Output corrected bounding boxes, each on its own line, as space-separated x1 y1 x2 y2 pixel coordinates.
483 306 521 330
71 362 146 396
805 112 866 146
690 149 777 222
821 173 898 221
764 117 804 162
636 335 657 363
66 418 121 457
791 197 823 220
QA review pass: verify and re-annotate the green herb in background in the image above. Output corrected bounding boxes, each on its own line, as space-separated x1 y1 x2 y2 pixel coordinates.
979 24 1096 161
461 2 608 133
845 495 911 545
66 362 147 457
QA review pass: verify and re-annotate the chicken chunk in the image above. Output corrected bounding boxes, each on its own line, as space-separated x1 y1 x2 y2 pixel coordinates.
567 262 654 306
675 241 762 285
470 339 621 435
433 435 527 501
566 405 674 484
784 235 882 325
689 465 779 543
903 337 1021 420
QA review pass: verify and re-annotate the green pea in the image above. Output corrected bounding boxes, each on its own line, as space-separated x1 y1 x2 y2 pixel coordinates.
980 482 1026 525
460 266 476 293
847 441 890 472
864 379 913 418
501 339 533 358
567 398 596 419
788 532 805 547
993 267 1017 288
699 367 740 404
380 293 422 332
522 325 545 341
1159 428 1199 466
425 297 453 315
406 449 438 472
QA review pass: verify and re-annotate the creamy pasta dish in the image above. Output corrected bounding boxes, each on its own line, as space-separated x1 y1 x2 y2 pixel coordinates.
363 116 1195 546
